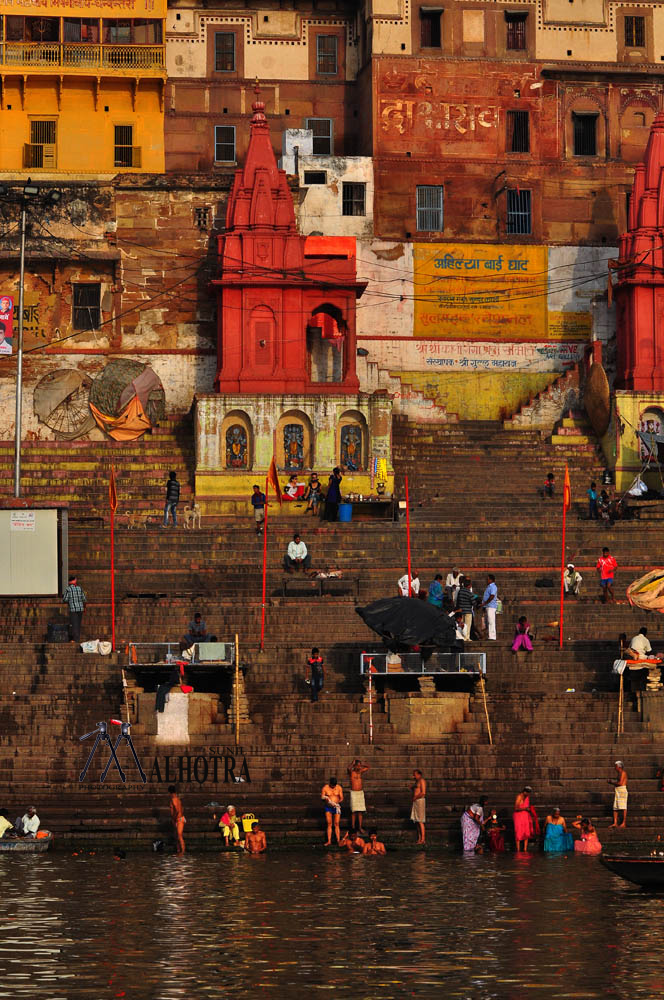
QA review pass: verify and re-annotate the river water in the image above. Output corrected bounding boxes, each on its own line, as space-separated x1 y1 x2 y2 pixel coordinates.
1 850 662 999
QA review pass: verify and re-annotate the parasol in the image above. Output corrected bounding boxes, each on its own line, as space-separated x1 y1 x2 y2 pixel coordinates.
626 569 664 613
33 369 95 439
355 597 457 650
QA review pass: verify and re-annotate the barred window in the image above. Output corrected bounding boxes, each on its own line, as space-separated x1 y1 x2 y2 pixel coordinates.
114 124 134 168
214 32 235 71
342 183 366 216
316 35 338 74
507 110 530 153
416 185 444 232
506 189 531 235
624 15 645 47
305 118 333 155
72 283 101 330
505 13 527 50
214 125 235 163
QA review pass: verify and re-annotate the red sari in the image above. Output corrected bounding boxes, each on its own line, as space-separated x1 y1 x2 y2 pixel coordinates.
513 796 539 841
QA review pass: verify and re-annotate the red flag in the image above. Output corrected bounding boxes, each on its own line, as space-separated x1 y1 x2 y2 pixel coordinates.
563 465 571 512
267 457 282 505
109 468 118 513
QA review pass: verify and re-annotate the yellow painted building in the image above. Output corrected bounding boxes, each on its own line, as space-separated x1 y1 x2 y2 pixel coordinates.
0 0 166 177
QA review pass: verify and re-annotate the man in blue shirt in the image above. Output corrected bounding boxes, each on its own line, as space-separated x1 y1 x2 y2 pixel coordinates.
482 574 498 640
427 574 444 608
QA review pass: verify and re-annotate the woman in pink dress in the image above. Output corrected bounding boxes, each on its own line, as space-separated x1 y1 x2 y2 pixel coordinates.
513 786 537 851
512 617 534 653
573 817 602 855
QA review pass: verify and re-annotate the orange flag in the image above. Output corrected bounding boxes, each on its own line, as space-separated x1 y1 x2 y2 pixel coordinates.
267 457 282 505
109 467 118 513
563 464 571 511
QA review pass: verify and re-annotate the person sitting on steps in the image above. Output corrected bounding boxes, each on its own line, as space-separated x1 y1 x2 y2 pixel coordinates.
284 533 311 573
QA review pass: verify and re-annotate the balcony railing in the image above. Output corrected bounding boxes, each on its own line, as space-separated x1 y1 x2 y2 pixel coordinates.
0 42 164 72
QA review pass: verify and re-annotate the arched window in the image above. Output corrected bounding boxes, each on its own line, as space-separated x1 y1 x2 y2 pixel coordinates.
284 423 305 469
308 302 346 383
226 423 248 468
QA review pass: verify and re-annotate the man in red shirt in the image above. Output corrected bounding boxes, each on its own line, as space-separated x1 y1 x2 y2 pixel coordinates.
596 546 618 604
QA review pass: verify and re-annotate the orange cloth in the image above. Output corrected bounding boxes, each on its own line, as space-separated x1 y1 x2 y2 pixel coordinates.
89 396 151 441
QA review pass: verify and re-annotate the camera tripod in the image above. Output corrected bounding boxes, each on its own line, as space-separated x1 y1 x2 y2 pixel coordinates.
79 721 126 783
100 719 147 784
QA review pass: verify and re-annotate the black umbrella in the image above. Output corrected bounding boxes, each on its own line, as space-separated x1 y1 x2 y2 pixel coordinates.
355 597 457 651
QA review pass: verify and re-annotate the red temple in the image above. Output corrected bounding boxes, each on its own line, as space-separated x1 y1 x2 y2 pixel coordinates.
212 90 365 394
615 110 664 392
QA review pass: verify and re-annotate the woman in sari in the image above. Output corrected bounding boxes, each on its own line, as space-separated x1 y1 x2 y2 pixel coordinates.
543 807 574 852
573 816 602 855
512 616 534 653
460 803 484 853
513 786 538 851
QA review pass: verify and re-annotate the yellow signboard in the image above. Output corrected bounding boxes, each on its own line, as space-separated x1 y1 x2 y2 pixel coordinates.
413 243 548 342
0 0 164 16
548 311 592 341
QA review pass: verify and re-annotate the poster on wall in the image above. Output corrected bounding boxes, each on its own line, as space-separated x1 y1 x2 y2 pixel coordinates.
413 243 552 342
0 294 14 356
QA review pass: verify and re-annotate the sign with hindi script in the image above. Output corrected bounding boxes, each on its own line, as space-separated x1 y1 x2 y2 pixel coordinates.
413 243 549 342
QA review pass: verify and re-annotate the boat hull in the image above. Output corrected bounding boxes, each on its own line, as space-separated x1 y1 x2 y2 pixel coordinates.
0 833 52 853
601 854 664 887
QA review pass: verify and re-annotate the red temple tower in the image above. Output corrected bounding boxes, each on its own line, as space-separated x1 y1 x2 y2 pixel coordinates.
211 89 365 394
615 110 664 392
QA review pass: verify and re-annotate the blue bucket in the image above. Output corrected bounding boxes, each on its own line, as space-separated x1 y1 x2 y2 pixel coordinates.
338 503 353 523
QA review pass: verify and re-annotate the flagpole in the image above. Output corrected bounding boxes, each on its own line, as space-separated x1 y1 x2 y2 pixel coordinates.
405 474 412 597
559 465 569 650
260 476 269 651
110 469 116 652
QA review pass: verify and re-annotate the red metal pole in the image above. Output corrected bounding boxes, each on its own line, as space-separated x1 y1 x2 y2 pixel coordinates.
559 491 567 650
110 506 116 651
260 476 269 651
405 474 412 597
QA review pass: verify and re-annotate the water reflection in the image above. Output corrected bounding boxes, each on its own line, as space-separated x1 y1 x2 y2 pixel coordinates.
0 852 662 997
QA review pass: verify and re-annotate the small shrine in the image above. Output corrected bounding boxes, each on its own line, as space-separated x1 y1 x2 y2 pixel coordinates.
194 89 394 510
612 110 664 489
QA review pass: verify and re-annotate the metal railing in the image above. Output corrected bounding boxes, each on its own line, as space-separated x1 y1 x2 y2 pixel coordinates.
126 641 235 667
0 42 164 71
360 651 486 676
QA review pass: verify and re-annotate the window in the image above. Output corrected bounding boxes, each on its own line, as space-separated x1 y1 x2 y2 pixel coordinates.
215 32 235 71
624 15 645 47
505 13 527 51
316 35 338 74
25 120 57 168
72 283 101 330
63 18 99 42
214 125 236 163
342 183 366 217
114 125 139 167
420 10 441 48
506 189 531 235
573 113 597 156
194 206 211 230
304 171 327 185
507 110 530 153
416 185 444 232
305 118 333 155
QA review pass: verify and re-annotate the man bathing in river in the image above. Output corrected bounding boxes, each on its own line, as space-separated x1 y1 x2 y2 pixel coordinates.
168 785 186 855
347 758 370 833
340 830 365 853
411 770 426 845
362 830 386 855
610 761 628 829
245 821 267 854
321 776 343 846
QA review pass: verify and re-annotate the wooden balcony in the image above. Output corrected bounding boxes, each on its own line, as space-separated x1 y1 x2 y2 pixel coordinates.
0 42 165 76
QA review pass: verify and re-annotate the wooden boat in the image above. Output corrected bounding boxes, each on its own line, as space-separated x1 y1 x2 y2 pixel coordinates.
601 853 664 887
0 832 52 853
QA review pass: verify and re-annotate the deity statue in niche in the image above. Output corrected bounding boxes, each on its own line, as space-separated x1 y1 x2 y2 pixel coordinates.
341 425 362 471
226 424 248 468
283 423 304 469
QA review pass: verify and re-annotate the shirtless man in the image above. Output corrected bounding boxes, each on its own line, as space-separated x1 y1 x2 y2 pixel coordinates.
321 776 343 846
168 785 186 854
340 830 365 853
245 820 267 854
411 769 427 845
347 758 370 833
362 829 386 855
610 760 628 829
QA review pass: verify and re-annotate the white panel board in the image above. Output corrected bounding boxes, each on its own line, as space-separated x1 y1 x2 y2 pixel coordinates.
0 509 59 595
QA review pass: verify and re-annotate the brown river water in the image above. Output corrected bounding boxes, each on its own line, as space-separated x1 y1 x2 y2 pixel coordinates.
0 850 662 999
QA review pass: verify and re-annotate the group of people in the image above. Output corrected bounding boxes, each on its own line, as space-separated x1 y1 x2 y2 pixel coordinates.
0 805 40 839
320 763 428 848
168 787 266 855
251 467 345 534
398 569 500 642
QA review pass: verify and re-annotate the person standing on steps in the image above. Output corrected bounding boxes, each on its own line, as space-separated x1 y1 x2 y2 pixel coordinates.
411 769 426 845
445 567 462 609
62 574 86 643
324 466 343 522
482 574 499 641
610 761 628 829
587 480 599 520
427 573 444 608
347 758 370 833
456 577 476 641
168 785 186 854
596 546 618 604
306 648 324 703
163 470 180 528
251 484 266 535
398 570 420 597
321 776 343 846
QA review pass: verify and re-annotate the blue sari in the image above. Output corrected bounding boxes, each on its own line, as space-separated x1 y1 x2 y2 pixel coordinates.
543 822 573 852
428 580 443 608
